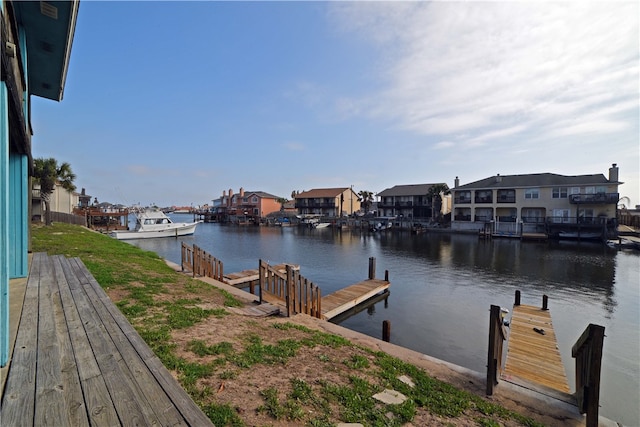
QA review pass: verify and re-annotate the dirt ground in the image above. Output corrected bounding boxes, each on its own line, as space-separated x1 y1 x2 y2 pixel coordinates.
107 262 589 427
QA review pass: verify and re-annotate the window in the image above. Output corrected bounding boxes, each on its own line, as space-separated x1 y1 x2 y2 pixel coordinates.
585 186 595 194
570 187 581 195
552 187 567 198
525 188 539 199
252 196 258 203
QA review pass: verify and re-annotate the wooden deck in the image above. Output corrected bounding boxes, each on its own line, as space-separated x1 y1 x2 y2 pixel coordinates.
224 263 298 287
321 279 390 320
0 253 213 426
502 304 570 394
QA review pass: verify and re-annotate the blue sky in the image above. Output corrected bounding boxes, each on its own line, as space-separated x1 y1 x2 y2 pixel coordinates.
32 1 639 208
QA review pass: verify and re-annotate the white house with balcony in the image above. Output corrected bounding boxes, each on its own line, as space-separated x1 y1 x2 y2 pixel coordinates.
451 164 621 240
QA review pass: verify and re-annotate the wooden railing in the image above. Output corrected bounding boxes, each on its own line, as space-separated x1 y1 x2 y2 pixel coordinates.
259 260 322 319
572 324 605 427
181 243 224 281
486 304 508 395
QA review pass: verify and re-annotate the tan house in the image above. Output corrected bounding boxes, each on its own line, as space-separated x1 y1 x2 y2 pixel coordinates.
213 188 283 223
31 182 81 221
295 187 361 217
451 164 621 239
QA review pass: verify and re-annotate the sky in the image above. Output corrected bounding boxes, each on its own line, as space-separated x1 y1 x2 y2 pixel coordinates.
31 1 639 209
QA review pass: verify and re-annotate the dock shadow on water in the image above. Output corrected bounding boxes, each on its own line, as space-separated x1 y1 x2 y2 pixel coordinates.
127 218 640 426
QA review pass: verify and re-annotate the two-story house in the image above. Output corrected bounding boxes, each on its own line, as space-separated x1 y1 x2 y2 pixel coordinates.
295 187 361 217
212 188 283 223
451 164 621 239
377 183 451 219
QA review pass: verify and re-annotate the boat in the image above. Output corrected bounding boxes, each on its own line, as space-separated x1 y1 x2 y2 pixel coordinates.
314 222 331 229
558 231 602 240
110 209 201 240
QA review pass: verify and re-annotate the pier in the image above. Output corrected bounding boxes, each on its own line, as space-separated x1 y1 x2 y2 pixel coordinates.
322 278 390 320
503 295 570 393
487 291 606 427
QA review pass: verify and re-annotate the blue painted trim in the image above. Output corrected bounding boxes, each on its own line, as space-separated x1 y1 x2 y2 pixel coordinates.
9 153 28 278
1 82 10 367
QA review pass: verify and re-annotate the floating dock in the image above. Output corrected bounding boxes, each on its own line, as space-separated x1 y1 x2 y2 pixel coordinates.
321 279 390 320
502 300 570 394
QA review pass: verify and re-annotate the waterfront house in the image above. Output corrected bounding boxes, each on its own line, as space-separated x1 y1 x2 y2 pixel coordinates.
31 181 87 222
295 187 361 217
1 0 79 365
451 164 622 239
377 183 451 220
213 188 283 223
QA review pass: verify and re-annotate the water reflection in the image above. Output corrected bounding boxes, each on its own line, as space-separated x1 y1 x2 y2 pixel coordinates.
126 219 638 425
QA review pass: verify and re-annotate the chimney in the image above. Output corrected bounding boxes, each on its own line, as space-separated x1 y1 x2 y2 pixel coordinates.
240 187 244 197
223 190 226 197
495 174 502 183
454 176 459 188
609 163 619 182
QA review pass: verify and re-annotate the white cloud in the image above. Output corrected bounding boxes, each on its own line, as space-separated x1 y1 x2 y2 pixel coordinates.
283 142 305 151
329 1 639 144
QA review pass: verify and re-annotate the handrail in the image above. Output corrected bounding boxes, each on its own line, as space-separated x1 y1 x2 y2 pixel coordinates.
486 304 507 395
571 324 605 427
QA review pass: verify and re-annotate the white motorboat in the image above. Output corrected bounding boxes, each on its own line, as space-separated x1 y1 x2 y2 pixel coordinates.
110 209 201 240
314 222 331 229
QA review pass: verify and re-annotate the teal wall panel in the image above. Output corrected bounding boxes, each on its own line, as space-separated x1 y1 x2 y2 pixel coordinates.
9 153 28 278
1 82 10 367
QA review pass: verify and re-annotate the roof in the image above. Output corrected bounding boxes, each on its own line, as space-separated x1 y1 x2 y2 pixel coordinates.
296 188 351 198
377 183 447 197
455 173 615 190
245 191 280 200
13 1 80 100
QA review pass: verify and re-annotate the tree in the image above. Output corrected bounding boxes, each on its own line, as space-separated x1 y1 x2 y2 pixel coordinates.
357 190 374 213
427 184 450 221
33 157 77 225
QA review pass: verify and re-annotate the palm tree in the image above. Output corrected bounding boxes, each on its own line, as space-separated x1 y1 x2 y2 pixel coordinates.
427 183 450 220
33 157 77 225
357 190 374 213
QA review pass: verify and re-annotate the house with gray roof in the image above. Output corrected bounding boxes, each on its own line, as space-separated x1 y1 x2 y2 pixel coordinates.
377 183 451 220
451 164 622 239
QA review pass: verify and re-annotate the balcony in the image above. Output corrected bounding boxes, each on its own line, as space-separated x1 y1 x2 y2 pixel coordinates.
474 196 493 204
569 193 619 205
454 197 471 204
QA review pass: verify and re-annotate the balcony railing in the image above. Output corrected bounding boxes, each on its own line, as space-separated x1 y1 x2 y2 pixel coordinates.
546 216 609 225
454 215 471 221
569 193 618 204
474 197 493 204
496 195 516 203
454 197 471 204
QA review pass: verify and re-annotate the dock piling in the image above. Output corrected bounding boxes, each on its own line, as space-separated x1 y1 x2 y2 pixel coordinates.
368 257 376 280
382 320 391 342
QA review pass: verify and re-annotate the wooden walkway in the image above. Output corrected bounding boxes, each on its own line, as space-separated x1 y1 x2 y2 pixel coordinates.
224 263 298 287
321 279 390 320
0 253 213 427
502 303 570 394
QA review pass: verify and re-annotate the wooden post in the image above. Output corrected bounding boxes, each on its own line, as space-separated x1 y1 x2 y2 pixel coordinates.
572 324 605 427
542 294 549 310
384 270 389 281
487 305 503 395
514 290 521 306
382 320 391 342
368 257 376 280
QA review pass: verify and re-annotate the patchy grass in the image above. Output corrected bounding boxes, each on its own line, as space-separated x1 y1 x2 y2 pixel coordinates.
32 223 545 427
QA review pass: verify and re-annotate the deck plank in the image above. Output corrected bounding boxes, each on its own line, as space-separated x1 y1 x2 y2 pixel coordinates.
322 279 390 320
503 304 570 394
1 254 214 427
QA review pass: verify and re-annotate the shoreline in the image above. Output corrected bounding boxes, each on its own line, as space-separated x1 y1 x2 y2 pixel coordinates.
164 259 621 427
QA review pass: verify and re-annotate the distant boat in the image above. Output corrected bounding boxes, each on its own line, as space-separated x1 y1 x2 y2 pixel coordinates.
314 222 330 229
110 209 201 240
558 231 601 240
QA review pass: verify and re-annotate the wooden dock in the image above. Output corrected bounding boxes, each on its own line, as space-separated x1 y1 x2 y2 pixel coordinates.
502 302 570 394
224 263 298 287
0 253 213 426
321 279 390 320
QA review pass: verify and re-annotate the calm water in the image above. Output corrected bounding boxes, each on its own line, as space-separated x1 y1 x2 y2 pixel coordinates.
128 216 639 425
